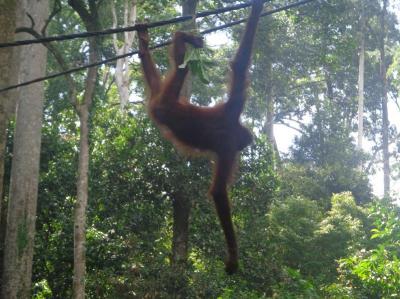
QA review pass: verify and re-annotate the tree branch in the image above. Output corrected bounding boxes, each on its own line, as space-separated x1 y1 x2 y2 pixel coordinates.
277 120 305 135
42 0 62 35
68 0 93 29
26 13 35 29
110 100 144 107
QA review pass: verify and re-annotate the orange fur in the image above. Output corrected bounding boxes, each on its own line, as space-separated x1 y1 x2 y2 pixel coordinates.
137 0 263 274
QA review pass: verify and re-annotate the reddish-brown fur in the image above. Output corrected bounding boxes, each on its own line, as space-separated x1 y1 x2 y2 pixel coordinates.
137 0 263 274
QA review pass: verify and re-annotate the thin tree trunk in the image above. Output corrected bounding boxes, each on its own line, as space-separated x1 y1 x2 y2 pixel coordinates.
170 0 198 267
263 53 280 160
73 105 90 299
1 1 48 297
260 16 280 164
264 71 280 163
262 16 273 144
171 191 191 264
68 1 100 297
357 1 365 151
72 40 98 299
265 89 274 145
380 0 390 196
111 0 137 110
325 71 334 102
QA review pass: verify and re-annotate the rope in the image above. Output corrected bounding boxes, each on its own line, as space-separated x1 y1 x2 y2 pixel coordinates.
0 0 317 93
202 0 315 34
0 0 268 49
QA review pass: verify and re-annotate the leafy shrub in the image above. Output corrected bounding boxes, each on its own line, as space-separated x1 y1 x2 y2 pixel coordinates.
328 200 400 298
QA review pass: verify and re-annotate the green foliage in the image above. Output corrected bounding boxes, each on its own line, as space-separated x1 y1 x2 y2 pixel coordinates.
272 268 319 299
313 193 368 282
32 280 52 299
339 246 400 298
180 46 215 84
33 114 76 298
267 196 323 273
331 200 400 298
266 192 368 289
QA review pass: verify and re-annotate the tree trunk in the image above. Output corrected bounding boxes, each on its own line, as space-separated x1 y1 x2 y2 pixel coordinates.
263 42 280 160
1 1 48 298
0 113 6 289
170 0 198 267
73 105 90 299
68 1 100 297
171 191 191 264
171 0 198 266
263 62 280 163
0 1 17 277
72 40 98 299
265 88 274 145
260 16 280 163
0 0 18 224
111 0 137 110
380 0 390 196
357 1 365 151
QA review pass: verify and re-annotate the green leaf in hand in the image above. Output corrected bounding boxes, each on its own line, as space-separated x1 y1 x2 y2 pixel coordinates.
179 45 214 84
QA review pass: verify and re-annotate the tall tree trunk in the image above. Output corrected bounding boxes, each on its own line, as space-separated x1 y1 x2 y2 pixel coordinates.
263 56 280 163
72 60 98 299
171 191 191 264
265 86 274 144
0 0 16 216
357 1 365 151
170 0 198 267
72 42 98 299
0 0 17 278
380 0 390 196
111 0 137 110
0 112 6 291
73 104 90 299
1 1 48 298
260 17 280 162
68 1 100 297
